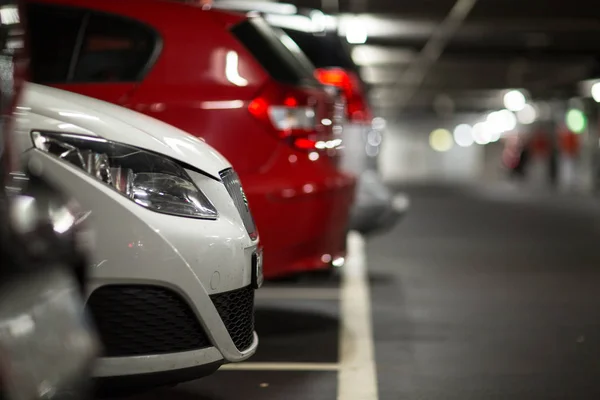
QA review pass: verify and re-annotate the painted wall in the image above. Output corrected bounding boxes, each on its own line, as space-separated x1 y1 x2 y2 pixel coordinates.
378 116 486 184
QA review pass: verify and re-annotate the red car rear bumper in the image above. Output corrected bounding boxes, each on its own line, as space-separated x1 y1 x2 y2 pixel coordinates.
241 157 356 279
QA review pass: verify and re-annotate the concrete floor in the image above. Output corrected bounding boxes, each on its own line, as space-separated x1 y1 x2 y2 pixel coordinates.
114 183 600 400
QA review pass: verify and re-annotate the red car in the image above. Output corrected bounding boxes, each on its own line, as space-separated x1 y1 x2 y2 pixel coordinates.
25 0 356 278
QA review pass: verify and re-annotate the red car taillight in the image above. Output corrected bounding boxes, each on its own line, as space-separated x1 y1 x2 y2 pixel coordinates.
248 85 340 152
315 67 372 123
249 97 316 138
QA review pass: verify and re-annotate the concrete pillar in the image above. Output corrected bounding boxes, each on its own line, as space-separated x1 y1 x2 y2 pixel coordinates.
585 98 600 193
577 98 596 193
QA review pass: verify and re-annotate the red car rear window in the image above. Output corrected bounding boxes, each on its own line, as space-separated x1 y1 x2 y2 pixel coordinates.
231 17 318 87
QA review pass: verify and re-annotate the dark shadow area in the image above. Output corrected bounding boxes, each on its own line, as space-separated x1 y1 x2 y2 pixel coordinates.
252 302 339 363
264 270 341 289
265 266 395 288
256 306 338 337
175 371 337 400
111 386 217 400
367 271 396 286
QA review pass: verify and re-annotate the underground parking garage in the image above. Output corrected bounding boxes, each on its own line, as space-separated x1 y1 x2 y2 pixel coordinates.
6 0 600 399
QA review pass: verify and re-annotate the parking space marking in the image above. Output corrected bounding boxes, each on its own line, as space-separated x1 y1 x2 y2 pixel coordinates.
221 362 339 371
338 232 379 400
257 288 339 301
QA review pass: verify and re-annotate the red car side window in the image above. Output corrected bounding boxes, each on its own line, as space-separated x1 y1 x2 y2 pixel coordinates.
26 3 159 84
73 12 156 83
26 3 84 83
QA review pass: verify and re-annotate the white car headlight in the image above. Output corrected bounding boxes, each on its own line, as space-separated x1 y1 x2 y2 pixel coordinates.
31 131 218 220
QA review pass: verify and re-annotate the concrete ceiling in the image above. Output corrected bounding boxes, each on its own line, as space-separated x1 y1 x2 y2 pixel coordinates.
281 0 600 116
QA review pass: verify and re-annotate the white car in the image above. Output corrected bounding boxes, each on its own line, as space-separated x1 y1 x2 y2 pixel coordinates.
13 83 262 387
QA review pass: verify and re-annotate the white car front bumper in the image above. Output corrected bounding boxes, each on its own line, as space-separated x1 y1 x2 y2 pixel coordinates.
27 150 259 380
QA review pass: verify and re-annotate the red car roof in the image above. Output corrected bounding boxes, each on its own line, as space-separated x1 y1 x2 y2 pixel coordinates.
29 0 249 29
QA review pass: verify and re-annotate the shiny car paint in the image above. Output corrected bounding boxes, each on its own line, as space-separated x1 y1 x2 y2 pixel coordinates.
14 83 259 379
211 1 404 236
26 0 356 278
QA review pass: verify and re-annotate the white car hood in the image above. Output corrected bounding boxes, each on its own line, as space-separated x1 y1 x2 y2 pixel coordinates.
14 84 231 179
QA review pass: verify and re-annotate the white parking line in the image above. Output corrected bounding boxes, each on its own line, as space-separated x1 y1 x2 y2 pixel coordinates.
220 231 379 398
221 362 339 371
338 232 379 400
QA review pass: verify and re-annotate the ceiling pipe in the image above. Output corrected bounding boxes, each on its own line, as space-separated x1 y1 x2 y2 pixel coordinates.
348 0 368 13
393 0 479 115
321 0 339 13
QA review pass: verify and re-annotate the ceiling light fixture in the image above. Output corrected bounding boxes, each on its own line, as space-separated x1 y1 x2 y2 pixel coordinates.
344 16 367 44
592 82 600 103
429 129 453 152
516 104 537 125
453 124 474 147
503 90 526 112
